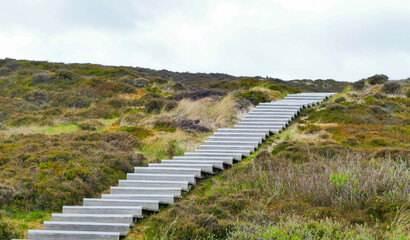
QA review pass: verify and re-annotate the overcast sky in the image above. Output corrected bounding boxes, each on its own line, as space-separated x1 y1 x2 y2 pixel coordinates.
0 0 409 81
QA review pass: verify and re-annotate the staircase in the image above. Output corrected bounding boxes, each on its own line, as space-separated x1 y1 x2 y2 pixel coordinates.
19 93 336 240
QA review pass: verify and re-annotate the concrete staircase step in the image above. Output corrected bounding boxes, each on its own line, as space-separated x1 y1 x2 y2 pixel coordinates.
62 206 143 217
126 173 196 184
133 167 202 178
238 121 288 126
83 198 159 211
199 144 255 152
185 151 245 160
43 221 131 235
195 149 251 157
244 115 293 120
101 194 175 204
208 136 263 144
162 160 225 169
217 128 272 135
234 125 285 131
119 179 190 190
213 132 266 140
51 213 134 224
203 141 258 148
148 163 215 174
241 119 290 124
28 230 121 240
110 187 182 197
173 156 234 165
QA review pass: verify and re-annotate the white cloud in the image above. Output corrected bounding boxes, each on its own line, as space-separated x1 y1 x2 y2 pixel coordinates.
271 0 342 12
211 2 240 26
0 0 409 81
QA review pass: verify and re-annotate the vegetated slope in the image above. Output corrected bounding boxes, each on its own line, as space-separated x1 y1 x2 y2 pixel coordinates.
0 58 304 239
133 81 409 240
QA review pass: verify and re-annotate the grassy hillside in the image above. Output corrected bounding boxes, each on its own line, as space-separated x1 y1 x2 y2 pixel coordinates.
0 58 406 239
126 81 409 240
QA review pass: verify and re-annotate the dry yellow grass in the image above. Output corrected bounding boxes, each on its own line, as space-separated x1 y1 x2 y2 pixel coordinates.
117 89 147 100
169 95 249 130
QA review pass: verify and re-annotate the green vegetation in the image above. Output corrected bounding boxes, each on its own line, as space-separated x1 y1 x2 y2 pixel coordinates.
128 80 409 240
0 58 407 239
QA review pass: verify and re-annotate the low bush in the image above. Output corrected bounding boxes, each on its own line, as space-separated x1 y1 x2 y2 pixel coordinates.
367 74 388 85
334 96 346 103
123 78 149 88
76 119 105 131
145 99 178 113
381 82 401 94
171 89 225 101
373 92 385 99
120 126 153 139
30 73 52 85
235 91 270 105
352 79 365 90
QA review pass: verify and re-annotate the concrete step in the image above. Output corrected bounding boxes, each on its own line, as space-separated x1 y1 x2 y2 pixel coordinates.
241 119 290 124
162 160 225 169
199 144 255 152
285 96 326 100
101 194 175 204
251 109 300 114
245 114 294 118
266 101 311 107
148 163 215 174
234 125 283 132
43 221 131 235
238 121 288 126
256 104 302 109
252 107 300 111
248 111 298 117
185 151 246 160
217 128 272 135
133 167 202 178
195 149 251 157
244 115 293 120
126 173 196 184
173 156 234 165
51 213 134 224
83 198 159 211
208 136 263 144
119 179 190 190
279 99 321 104
110 187 182 197
62 206 143 217
213 132 266 140
236 124 287 129
203 140 258 148
28 230 121 240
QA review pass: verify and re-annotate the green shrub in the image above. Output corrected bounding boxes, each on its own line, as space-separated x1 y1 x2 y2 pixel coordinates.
123 78 149 88
76 119 105 131
52 70 82 87
145 99 178 113
352 79 365 90
381 82 401 94
31 73 52 85
235 91 269 105
334 96 346 103
145 86 162 93
406 90 410 98
373 93 385 99
120 126 153 139
107 98 128 108
367 74 388 85
0 221 22 240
